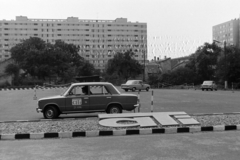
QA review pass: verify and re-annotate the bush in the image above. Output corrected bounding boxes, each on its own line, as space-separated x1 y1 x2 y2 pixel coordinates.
0 81 11 88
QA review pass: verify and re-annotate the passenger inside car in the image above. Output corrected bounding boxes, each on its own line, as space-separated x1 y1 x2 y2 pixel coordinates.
82 86 88 95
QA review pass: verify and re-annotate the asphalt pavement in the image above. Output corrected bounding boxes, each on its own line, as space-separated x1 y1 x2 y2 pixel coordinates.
1 88 240 121
1 131 240 160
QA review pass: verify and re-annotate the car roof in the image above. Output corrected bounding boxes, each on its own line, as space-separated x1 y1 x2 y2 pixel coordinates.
203 80 214 82
127 80 142 82
71 82 112 86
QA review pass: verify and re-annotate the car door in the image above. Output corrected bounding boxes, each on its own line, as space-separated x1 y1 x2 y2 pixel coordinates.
88 85 111 111
65 85 90 112
133 81 139 90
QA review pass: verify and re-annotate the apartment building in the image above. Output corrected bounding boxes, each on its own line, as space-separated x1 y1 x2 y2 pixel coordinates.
0 16 147 71
212 18 239 48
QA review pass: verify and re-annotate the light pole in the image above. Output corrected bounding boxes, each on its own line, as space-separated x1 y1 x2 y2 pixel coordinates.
213 40 227 89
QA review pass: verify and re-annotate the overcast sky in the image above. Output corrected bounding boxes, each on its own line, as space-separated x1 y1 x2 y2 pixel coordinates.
1 0 240 60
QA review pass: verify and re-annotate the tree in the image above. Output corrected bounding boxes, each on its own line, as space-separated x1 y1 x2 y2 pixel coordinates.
185 42 221 84
216 45 240 85
106 50 142 81
5 63 20 85
77 61 99 76
10 37 47 79
169 67 196 85
10 37 91 83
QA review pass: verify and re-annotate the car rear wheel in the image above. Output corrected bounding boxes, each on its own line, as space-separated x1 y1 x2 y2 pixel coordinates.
146 87 149 91
43 106 59 119
124 89 128 92
132 87 136 92
107 104 122 114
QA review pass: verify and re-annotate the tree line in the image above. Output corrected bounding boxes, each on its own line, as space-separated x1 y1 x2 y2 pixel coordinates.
4 37 143 86
8 37 240 88
148 42 240 88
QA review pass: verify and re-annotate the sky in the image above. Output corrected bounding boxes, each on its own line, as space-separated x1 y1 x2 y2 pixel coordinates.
1 0 240 60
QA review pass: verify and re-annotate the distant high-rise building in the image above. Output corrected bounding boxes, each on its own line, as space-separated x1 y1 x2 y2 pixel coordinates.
0 16 147 71
212 18 239 48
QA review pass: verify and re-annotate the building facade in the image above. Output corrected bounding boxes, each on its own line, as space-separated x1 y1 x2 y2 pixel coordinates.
212 18 239 48
0 16 147 71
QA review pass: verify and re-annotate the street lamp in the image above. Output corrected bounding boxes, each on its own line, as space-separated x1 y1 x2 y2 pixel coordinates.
213 40 227 90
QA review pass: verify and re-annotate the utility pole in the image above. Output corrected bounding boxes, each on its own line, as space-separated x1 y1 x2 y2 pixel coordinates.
224 41 227 90
143 50 145 82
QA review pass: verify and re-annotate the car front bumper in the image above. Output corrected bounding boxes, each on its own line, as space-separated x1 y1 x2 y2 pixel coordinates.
36 108 42 113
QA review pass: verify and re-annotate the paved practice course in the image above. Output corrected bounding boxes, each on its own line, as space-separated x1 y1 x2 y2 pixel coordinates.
1 87 240 141
1 87 240 121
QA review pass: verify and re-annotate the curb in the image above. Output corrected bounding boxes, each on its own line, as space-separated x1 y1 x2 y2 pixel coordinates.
0 117 98 124
0 86 67 91
1 125 240 140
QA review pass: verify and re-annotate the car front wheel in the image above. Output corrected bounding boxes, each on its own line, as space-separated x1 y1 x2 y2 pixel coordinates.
43 106 59 119
107 105 122 114
146 87 149 91
124 89 128 92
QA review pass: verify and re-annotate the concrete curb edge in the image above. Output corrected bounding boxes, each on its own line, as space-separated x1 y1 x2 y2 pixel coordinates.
1 124 240 140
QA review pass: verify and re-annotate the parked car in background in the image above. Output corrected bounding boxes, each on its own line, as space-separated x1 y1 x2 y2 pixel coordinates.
121 80 150 92
36 82 139 119
201 80 217 91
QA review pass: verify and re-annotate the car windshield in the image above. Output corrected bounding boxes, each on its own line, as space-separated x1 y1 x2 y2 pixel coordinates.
126 80 134 85
203 81 213 85
61 85 72 96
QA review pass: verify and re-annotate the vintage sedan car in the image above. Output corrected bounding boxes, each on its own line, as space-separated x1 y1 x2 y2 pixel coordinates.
121 80 150 92
201 80 217 91
36 82 139 119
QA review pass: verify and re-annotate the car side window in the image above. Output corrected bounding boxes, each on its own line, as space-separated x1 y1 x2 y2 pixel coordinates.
89 85 110 95
68 86 85 95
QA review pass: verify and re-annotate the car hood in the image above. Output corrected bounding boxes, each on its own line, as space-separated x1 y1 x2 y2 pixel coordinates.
38 95 63 101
